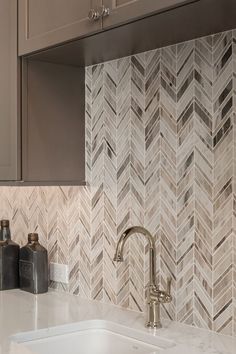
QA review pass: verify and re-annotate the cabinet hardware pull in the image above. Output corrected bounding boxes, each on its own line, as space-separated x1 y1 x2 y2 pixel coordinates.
88 9 101 21
100 5 110 18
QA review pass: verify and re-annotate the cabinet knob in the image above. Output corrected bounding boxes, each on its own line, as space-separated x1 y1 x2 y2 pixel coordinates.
100 5 110 18
88 9 101 21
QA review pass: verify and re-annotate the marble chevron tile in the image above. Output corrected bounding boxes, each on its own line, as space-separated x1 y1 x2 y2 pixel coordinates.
45 187 58 266
159 46 177 321
103 60 118 305
233 29 236 336
193 37 213 330
128 53 146 311
145 49 162 298
176 36 214 330
1 27 236 338
35 187 47 249
116 57 133 308
213 30 234 336
176 40 196 327
77 186 91 297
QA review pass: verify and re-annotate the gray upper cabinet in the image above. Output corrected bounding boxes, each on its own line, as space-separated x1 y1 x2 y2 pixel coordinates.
0 0 86 184
102 0 199 28
22 59 85 184
0 0 20 181
18 0 103 55
18 0 200 56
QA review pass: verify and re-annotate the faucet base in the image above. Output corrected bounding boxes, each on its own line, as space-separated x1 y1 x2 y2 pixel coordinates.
146 299 162 329
146 321 162 329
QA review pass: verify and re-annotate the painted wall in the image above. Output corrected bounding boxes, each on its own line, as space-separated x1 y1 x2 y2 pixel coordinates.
0 29 235 336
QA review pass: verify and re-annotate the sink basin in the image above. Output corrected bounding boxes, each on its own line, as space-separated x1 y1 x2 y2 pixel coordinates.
11 320 175 354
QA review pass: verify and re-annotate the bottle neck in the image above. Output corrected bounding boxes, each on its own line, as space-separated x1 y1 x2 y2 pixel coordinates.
1 226 11 241
28 240 38 245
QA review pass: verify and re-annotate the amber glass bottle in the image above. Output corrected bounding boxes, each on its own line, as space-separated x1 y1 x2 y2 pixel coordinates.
19 233 48 294
0 220 20 290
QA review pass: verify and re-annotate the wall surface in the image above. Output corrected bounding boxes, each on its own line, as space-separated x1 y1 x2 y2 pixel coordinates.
0 29 236 337
0 186 90 294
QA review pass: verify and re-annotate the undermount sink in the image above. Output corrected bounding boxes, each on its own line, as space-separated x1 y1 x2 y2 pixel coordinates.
11 320 175 354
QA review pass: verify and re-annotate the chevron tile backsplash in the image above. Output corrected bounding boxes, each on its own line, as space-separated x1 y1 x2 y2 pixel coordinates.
0 29 236 337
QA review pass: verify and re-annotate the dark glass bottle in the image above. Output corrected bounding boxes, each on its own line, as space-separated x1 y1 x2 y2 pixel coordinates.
19 233 48 294
0 220 20 290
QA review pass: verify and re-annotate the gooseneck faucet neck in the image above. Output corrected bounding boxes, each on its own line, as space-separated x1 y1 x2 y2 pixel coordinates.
114 226 172 328
113 226 157 288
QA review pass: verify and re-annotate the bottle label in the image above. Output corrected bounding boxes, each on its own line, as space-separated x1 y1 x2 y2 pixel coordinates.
19 260 34 281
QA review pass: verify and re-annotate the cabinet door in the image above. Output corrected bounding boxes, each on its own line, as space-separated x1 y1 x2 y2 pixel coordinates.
18 0 103 55
0 0 20 181
22 60 85 184
102 0 199 28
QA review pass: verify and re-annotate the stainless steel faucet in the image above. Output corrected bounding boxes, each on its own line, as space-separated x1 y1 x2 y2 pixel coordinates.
113 226 172 328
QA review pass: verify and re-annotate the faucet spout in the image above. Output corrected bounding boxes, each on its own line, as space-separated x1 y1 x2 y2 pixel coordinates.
113 226 157 287
113 226 172 329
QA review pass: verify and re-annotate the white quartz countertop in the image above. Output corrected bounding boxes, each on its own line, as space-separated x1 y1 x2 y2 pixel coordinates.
0 289 235 354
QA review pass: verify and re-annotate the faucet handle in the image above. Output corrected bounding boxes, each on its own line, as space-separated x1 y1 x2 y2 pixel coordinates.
166 277 172 296
150 277 172 304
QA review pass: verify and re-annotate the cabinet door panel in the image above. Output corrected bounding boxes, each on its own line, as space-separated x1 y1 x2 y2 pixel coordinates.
18 0 102 55
0 0 20 180
103 0 199 28
22 60 85 183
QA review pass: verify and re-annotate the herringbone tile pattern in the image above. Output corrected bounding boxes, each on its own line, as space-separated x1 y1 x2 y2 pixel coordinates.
213 31 234 335
0 28 236 337
85 30 236 336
